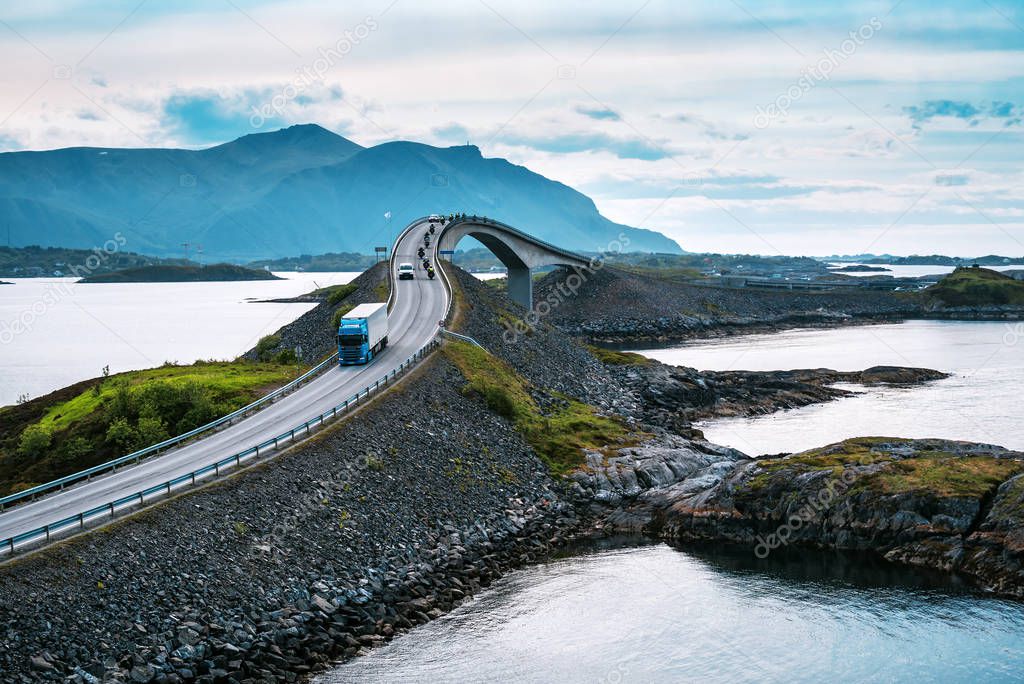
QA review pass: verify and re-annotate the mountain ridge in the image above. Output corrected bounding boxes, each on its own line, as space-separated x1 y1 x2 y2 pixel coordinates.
0 124 681 259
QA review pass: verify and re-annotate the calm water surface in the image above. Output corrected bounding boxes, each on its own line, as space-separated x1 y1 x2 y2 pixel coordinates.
321 542 1024 683
0 273 358 405
633 320 1023 454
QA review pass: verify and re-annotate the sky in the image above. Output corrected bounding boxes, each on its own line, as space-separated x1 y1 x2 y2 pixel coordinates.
1 0 1022 257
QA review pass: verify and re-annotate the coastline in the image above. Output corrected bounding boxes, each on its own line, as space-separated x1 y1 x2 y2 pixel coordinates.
1 267 1021 682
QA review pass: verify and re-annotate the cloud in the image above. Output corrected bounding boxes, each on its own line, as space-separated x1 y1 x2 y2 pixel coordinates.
161 85 348 144
575 105 620 121
432 123 470 142
675 113 747 141
500 132 672 161
0 134 21 152
161 91 265 144
903 99 1021 128
934 173 969 187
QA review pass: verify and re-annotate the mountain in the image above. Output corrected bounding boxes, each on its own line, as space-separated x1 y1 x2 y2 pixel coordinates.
0 124 680 260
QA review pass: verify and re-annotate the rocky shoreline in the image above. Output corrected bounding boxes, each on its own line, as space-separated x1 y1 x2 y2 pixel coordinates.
535 265 1023 344
582 437 1024 598
1 265 1021 682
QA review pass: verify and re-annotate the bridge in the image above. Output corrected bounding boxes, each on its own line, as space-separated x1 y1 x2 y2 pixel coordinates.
437 216 591 309
0 216 590 556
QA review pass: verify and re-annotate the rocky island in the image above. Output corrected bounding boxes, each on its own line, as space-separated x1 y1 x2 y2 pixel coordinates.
78 263 281 283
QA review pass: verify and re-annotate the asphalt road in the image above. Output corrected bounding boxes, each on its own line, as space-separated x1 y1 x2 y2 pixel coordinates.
0 220 448 546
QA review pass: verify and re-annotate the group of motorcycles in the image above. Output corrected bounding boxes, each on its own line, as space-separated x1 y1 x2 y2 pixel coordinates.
419 223 437 279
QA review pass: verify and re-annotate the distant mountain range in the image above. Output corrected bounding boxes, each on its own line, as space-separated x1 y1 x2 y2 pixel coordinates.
0 124 680 260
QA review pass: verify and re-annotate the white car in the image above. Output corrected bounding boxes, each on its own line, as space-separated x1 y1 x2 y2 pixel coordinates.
397 263 415 280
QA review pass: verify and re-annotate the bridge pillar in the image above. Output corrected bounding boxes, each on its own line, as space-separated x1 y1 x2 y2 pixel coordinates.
507 265 532 310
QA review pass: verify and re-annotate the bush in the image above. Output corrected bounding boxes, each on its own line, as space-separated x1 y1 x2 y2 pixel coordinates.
326 284 357 306
331 304 355 330
18 424 52 458
55 437 93 466
255 334 281 361
105 417 137 452
136 416 170 447
274 349 298 364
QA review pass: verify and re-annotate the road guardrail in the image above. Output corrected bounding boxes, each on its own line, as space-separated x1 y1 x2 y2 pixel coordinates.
0 351 343 512
1 339 439 557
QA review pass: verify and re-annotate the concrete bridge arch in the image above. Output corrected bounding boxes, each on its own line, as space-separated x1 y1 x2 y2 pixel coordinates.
436 217 592 309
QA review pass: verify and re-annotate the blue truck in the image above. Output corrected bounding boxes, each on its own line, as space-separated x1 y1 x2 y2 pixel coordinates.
337 302 389 365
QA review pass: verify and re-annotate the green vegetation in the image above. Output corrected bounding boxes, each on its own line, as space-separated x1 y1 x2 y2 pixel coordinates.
247 252 378 272
746 437 1024 499
331 304 356 330
925 267 1024 306
0 361 300 496
444 341 639 474
0 245 191 278
313 283 358 305
867 456 1023 498
587 345 652 366
79 263 281 283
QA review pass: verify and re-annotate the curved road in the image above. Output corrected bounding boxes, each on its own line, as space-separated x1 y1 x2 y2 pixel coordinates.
0 220 447 547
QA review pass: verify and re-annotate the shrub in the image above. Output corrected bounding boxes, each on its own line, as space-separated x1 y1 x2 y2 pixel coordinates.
331 304 355 330
255 334 281 361
105 417 137 452
326 284 358 306
18 424 52 458
274 349 298 364
55 437 93 466
136 415 170 447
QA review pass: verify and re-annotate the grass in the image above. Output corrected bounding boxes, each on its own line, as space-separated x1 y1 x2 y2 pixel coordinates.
319 283 358 305
38 362 296 433
867 456 1023 498
587 345 653 366
746 437 1024 500
443 341 639 475
0 360 300 496
926 266 1024 306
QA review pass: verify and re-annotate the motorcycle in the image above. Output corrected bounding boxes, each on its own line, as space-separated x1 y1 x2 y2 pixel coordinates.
429 225 435 235
422 259 431 269
417 247 425 258
427 268 435 280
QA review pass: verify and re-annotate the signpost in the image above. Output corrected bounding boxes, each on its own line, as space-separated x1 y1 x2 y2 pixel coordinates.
374 246 387 262
440 249 455 264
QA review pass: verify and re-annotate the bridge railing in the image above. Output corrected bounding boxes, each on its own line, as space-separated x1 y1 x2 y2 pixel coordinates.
0 351 343 512
0 338 440 557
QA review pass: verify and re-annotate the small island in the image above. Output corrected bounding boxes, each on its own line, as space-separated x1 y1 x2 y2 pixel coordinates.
830 264 892 273
78 263 282 283
926 266 1024 306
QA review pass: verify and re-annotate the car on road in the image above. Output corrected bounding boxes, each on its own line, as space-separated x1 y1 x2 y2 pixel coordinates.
398 263 415 280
